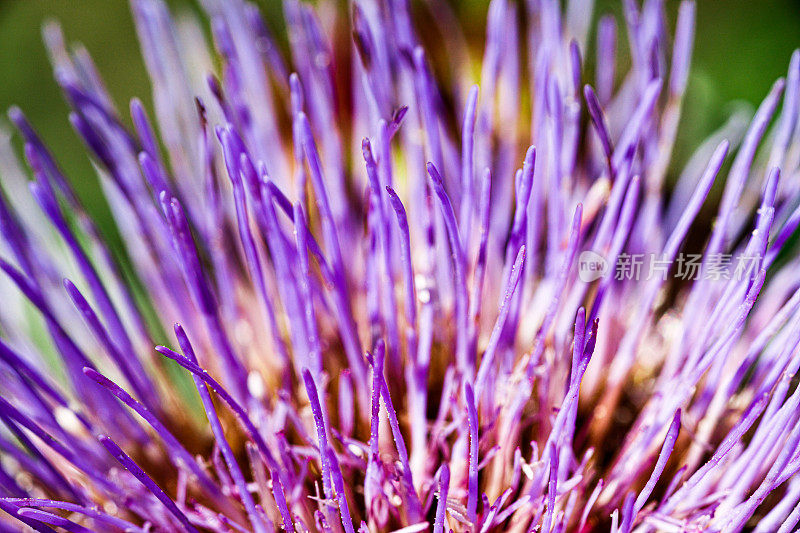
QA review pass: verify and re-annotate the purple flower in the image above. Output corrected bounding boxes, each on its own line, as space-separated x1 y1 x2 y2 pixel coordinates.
0 0 799 531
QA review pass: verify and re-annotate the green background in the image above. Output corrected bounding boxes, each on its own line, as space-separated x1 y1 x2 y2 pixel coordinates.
0 0 798 227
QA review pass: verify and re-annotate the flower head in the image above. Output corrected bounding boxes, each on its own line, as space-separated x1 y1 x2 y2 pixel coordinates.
0 0 799 531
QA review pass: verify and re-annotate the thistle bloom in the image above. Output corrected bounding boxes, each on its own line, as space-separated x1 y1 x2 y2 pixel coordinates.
1 0 800 531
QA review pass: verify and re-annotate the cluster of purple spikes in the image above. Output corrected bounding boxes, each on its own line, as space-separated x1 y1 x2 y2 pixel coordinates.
1 0 800 531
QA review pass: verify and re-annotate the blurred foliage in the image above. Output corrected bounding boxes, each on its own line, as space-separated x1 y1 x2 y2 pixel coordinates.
0 0 798 229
